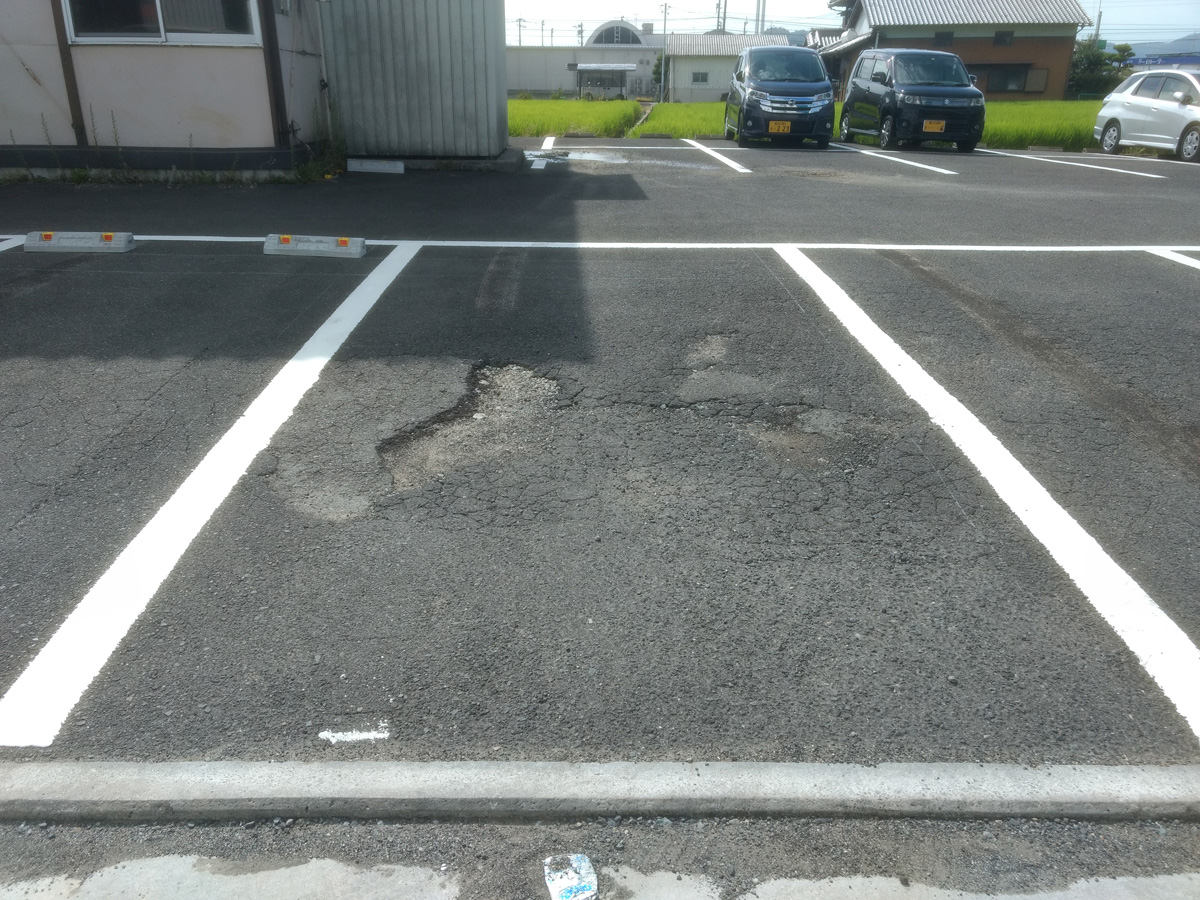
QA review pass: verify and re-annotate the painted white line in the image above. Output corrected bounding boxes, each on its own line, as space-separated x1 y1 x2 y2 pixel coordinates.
828 143 958 175
531 159 548 170
2 761 1199 820
977 148 1167 179
0 243 422 747
776 246 1200 741
319 723 390 744
134 235 264 242
0 237 24 252
541 136 555 150
682 138 752 173
43 235 1200 254
1148 248 1200 271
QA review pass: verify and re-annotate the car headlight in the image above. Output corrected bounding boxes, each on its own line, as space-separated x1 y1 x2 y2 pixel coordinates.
969 97 984 107
812 90 833 103
747 89 769 103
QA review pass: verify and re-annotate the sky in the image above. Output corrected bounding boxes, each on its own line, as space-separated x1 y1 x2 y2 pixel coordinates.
502 0 1200 48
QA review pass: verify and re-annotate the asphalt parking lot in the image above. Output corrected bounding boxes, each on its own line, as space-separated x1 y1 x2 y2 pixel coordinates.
1 141 1199 896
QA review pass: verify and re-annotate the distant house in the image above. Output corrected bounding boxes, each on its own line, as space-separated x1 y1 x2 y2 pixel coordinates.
507 20 664 99
816 0 1092 99
665 33 790 103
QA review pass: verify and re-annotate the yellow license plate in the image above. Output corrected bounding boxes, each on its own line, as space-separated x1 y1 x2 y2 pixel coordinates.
768 121 791 134
923 120 946 133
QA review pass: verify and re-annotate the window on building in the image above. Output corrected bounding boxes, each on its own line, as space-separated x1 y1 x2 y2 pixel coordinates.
993 31 1014 46
594 25 642 44
1024 68 1048 92
66 0 259 43
692 72 709 83
933 31 954 46
987 65 1029 92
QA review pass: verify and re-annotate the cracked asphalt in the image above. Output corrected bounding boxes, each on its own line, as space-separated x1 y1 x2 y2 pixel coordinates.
1 140 1199 894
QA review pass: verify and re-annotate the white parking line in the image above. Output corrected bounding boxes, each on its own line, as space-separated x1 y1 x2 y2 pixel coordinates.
977 149 1167 178
1148 248 1200 271
531 159 548 170
828 144 958 175
682 138 752 173
777 245 1200 742
0 237 24 252
31 234 1200 254
541 137 555 150
0 242 423 747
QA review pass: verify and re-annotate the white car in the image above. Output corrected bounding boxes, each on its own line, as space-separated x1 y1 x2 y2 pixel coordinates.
1094 69 1200 162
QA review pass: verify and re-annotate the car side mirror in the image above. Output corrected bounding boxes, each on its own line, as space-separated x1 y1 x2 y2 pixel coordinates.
735 70 744 83
1171 90 1192 103
969 74 978 85
870 70 886 84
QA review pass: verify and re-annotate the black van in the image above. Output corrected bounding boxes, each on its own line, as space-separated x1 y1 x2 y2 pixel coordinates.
725 46 836 148
838 48 985 152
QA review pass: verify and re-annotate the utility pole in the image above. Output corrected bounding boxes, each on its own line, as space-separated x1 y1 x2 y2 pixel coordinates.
516 18 525 46
659 4 669 103
541 20 545 46
577 23 584 46
550 27 554 46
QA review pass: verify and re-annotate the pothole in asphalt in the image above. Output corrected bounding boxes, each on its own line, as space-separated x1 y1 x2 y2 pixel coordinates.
378 364 558 492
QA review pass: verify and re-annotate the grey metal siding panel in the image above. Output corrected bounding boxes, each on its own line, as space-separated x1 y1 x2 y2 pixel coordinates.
321 0 506 158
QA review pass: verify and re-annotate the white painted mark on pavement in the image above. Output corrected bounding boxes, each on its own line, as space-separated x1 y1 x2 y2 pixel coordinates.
977 148 1167 179
531 159 548 170
0 243 423 747
0 237 24 252
682 139 752 173
541 137 556 150
827 144 958 175
777 245 1200 741
319 722 391 744
1148 248 1200 271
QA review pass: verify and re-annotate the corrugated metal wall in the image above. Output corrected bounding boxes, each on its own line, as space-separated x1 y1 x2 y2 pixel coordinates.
319 0 507 158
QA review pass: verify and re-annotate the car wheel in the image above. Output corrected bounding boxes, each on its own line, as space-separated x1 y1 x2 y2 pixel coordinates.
956 141 976 153
1179 124 1200 162
879 114 897 150
736 107 749 147
1100 121 1121 154
838 112 853 143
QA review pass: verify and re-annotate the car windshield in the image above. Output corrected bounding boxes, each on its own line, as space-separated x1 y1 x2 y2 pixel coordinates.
893 55 970 86
747 51 824 82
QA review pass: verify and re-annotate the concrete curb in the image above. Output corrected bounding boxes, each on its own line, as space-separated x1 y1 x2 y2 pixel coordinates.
2 762 1199 823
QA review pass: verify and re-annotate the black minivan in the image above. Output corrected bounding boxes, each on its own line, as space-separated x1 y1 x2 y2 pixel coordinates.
838 48 985 152
725 45 836 148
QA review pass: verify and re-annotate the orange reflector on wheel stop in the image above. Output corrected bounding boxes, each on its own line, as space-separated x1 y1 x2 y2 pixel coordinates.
101 232 114 242
279 234 292 245
41 232 54 241
337 237 350 248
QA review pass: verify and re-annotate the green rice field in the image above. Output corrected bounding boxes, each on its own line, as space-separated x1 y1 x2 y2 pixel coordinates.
508 99 642 138
512 99 1108 151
